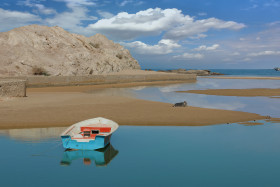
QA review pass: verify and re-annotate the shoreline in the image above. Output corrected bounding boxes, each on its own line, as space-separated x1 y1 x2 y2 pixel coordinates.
0 82 265 129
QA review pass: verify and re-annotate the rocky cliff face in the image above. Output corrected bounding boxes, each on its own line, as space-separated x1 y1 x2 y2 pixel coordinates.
0 25 140 76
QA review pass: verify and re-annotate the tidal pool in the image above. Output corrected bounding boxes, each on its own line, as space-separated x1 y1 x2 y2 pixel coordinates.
0 121 280 187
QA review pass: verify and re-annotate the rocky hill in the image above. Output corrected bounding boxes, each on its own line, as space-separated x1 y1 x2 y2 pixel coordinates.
0 25 140 76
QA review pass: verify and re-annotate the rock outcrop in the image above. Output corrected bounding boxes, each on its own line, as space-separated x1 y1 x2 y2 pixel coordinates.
0 25 140 76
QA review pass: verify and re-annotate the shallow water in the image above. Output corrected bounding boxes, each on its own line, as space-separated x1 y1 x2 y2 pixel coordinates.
1 121 280 187
151 69 280 77
209 69 280 77
126 78 280 117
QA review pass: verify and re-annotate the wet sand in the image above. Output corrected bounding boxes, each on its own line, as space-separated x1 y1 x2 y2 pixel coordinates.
202 76 280 80
177 88 280 97
0 84 264 129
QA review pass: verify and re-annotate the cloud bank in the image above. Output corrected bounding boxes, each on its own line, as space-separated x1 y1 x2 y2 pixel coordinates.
87 8 245 41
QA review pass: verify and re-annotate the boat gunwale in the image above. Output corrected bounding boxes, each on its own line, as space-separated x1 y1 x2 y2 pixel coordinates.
60 117 119 138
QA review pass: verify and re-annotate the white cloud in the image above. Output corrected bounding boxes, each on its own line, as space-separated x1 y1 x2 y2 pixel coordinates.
193 44 219 51
97 10 114 18
45 0 98 35
242 58 252 61
174 53 204 60
219 25 280 64
122 39 181 54
87 8 245 41
189 34 207 39
248 50 280 57
45 6 97 35
88 8 185 40
165 17 245 41
120 0 133 6
33 4 57 15
55 0 97 8
19 1 56 15
16 0 97 35
0 8 40 31
268 21 280 26
119 0 143 6
135 1 144 6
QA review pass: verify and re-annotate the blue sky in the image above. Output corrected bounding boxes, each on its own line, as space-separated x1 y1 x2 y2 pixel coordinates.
1 0 280 69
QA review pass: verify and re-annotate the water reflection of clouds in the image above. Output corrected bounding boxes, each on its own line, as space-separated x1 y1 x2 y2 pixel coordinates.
198 78 280 89
158 84 182 92
0 127 67 142
184 94 247 110
130 86 147 91
197 79 220 89
154 78 280 92
188 95 280 117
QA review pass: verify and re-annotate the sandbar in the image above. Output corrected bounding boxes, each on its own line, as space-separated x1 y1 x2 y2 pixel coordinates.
177 88 280 97
0 83 265 129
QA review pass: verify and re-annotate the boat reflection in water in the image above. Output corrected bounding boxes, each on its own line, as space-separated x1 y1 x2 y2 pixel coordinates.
60 144 118 166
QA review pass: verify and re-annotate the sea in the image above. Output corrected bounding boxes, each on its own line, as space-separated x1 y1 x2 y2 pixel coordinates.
150 68 280 77
209 69 280 77
1 70 280 187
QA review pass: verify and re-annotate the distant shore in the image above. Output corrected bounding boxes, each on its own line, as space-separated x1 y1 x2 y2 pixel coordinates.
0 82 265 129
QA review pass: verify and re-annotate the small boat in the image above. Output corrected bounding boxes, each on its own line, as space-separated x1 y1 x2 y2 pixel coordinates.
61 117 119 150
274 67 280 71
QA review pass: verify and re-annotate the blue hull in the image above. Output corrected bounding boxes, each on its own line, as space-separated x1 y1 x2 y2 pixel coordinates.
61 134 112 150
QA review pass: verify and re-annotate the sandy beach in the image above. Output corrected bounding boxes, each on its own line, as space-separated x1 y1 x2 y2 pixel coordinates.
0 82 265 129
177 88 280 97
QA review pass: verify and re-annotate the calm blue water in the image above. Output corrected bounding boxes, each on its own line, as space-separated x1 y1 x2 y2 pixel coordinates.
209 69 280 77
150 69 280 77
1 121 280 187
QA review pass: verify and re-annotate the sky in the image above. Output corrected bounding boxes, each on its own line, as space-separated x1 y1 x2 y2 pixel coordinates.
0 0 280 69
